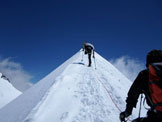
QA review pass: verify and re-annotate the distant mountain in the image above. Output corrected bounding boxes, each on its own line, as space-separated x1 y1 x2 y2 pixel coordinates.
0 73 21 109
0 50 147 122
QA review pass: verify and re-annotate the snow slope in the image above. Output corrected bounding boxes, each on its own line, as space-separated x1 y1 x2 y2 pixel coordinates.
0 50 147 122
0 73 21 109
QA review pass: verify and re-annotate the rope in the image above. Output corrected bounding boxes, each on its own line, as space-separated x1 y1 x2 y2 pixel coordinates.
94 71 122 112
93 69 132 122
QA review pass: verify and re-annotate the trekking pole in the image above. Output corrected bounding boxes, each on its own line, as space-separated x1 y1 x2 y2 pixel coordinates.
93 57 97 69
81 50 84 61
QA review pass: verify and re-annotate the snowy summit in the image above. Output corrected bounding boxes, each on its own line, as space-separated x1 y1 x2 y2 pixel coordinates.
0 72 21 109
0 50 146 122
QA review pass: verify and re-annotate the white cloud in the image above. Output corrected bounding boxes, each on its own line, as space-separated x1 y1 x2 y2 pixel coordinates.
0 58 33 92
110 56 145 81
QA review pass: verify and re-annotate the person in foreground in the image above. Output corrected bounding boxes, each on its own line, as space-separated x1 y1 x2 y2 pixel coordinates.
120 49 162 122
82 42 95 67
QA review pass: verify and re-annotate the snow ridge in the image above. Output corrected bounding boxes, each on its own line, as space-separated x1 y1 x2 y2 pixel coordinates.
0 50 147 122
22 51 132 122
0 51 80 122
0 73 21 109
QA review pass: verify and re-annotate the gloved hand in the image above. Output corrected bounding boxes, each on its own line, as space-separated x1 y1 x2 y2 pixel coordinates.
119 111 131 122
93 55 95 58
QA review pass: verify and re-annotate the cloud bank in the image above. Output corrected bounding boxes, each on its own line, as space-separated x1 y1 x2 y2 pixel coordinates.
110 56 145 81
0 57 33 92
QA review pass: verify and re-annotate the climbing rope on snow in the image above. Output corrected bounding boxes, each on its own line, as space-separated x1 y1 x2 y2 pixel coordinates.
93 71 122 112
93 69 132 122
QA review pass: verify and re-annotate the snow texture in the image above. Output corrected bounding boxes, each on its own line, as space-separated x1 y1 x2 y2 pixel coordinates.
0 50 147 122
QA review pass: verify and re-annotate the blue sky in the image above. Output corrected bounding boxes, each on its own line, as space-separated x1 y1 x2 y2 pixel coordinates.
0 0 162 84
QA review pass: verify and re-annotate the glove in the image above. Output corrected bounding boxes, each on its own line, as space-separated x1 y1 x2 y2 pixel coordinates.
93 55 95 58
120 104 133 121
119 111 131 122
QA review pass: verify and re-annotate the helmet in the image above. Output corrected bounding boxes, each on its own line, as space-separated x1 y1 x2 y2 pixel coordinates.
146 49 162 67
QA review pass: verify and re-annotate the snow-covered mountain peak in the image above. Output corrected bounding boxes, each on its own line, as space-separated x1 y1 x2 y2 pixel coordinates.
0 50 146 122
0 72 21 109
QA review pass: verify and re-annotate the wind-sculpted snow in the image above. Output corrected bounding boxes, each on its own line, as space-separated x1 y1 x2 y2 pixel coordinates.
0 50 147 122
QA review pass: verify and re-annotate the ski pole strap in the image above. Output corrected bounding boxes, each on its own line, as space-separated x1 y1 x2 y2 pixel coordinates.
143 97 150 110
142 90 155 107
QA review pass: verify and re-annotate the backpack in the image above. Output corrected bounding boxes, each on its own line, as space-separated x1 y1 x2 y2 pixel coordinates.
85 46 93 54
149 62 162 111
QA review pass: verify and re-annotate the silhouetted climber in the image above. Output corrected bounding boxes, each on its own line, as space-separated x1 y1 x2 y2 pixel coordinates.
120 49 162 122
1 74 10 82
82 42 95 67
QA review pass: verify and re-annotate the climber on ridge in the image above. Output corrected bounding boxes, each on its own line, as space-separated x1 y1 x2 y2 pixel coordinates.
82 42 95 67
120 49 162 122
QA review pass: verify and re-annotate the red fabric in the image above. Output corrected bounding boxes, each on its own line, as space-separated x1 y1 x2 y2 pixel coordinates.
149 65 162 111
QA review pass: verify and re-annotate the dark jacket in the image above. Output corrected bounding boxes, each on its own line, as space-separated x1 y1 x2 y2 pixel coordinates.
126 69 152 111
